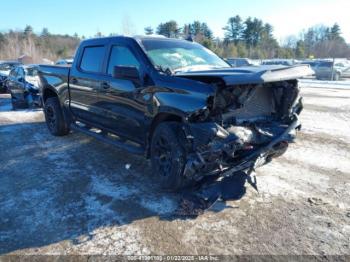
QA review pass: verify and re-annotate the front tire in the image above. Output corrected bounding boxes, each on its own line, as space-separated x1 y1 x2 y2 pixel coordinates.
150 122 188 191
44 97 70 136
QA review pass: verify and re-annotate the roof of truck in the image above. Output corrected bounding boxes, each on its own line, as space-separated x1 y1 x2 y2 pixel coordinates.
81 35 190 45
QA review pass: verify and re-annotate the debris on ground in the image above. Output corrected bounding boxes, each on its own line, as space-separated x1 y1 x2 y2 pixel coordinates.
307 197 328 206
175 172 252 217
175 194 218 217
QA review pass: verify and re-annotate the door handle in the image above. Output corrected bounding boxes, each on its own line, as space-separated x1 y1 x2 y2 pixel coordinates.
71 78 78 84
101 82 110 89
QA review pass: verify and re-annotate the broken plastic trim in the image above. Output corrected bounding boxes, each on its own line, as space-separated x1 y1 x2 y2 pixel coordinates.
183 114 300 180
224 113 300 175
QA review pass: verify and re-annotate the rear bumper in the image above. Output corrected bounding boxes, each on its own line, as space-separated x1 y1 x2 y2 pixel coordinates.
183 115 301 180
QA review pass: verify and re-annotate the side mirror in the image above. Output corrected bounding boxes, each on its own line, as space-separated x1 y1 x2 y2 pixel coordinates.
113 66 141 85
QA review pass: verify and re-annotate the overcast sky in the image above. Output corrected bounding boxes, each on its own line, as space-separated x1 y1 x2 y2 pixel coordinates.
1 0 349 42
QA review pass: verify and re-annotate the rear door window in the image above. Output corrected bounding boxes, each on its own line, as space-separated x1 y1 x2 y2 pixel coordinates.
80 46 106 73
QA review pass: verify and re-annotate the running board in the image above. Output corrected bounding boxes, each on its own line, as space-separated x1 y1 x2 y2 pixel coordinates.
70 123 144 155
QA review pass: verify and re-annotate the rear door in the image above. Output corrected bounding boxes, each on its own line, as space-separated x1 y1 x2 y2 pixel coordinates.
8 67 27 103
6 69 18 91
12 67 25 92
69 41 109 125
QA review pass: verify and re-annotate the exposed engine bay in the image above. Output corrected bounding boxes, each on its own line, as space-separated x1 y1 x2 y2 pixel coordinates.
181 79 303 180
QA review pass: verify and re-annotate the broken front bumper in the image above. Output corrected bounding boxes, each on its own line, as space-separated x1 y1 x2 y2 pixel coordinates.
183 115 301 180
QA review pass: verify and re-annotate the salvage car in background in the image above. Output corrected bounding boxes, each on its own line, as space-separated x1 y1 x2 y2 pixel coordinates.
6 65 42 109
55 58 74 65
0 61 22 93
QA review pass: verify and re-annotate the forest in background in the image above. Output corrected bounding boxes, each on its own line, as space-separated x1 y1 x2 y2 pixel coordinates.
0 26 79 63
0 15 349 63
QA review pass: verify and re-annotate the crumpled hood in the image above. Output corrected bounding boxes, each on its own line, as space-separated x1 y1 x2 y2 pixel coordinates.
175 65 315 85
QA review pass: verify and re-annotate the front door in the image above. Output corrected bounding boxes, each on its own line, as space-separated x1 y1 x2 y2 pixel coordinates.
96 44 148 145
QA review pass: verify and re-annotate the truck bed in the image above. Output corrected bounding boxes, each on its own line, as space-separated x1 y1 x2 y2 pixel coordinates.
38 65 71 90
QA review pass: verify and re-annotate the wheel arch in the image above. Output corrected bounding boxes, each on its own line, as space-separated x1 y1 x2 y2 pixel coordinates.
42 87 58 104
146 112 184 158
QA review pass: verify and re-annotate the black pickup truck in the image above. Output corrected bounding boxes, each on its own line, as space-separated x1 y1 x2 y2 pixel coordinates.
39 36 313 190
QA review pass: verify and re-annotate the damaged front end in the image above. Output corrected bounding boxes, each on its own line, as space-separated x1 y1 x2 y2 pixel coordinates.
181 79 303 181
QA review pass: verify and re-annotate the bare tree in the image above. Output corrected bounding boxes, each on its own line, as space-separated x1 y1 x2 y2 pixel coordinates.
122 15 136 36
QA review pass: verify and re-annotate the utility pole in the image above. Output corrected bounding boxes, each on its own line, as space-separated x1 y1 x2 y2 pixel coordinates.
331 57 335 81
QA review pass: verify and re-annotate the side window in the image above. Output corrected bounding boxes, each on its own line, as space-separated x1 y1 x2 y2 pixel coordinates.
10 69 17 77
17 68 25 80
26 68 38 77
80 46 105 73
107 46 140 76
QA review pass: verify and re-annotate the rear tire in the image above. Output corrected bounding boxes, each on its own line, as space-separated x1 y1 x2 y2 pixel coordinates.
150 122 189 191
44 97 70 136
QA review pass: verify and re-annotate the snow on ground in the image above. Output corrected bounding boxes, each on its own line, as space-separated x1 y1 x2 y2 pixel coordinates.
0 80 350 256
0 94 43 125
299 79 350 89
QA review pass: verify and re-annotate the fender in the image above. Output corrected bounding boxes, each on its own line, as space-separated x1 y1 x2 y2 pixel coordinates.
153 91 209 118
41 84 73 126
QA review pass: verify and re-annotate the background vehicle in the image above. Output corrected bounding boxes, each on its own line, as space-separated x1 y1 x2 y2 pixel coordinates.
262 59 296 66
39 36 313 191
0 61 22 93
55 58 74 65
300 60 320 72
226 58 254 67
313 61 342 81
334 60 350 78
6 65 42 109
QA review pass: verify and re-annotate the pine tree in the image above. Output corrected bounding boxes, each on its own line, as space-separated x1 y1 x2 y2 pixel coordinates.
24 25 33 37
41 28 50 37
223 15 244 43
329 23 341 40
144 27 154 35
156 21 180 38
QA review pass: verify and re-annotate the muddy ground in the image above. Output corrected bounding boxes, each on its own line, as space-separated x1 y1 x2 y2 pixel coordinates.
0 81 349 256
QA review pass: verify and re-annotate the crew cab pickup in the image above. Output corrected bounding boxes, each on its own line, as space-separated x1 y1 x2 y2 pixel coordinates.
39 36 313 190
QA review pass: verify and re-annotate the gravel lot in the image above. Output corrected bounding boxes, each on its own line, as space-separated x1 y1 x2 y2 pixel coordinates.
0 81 349 256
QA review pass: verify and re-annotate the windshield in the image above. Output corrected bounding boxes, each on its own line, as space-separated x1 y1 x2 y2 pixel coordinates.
141 39 230 73
25 67 38 77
